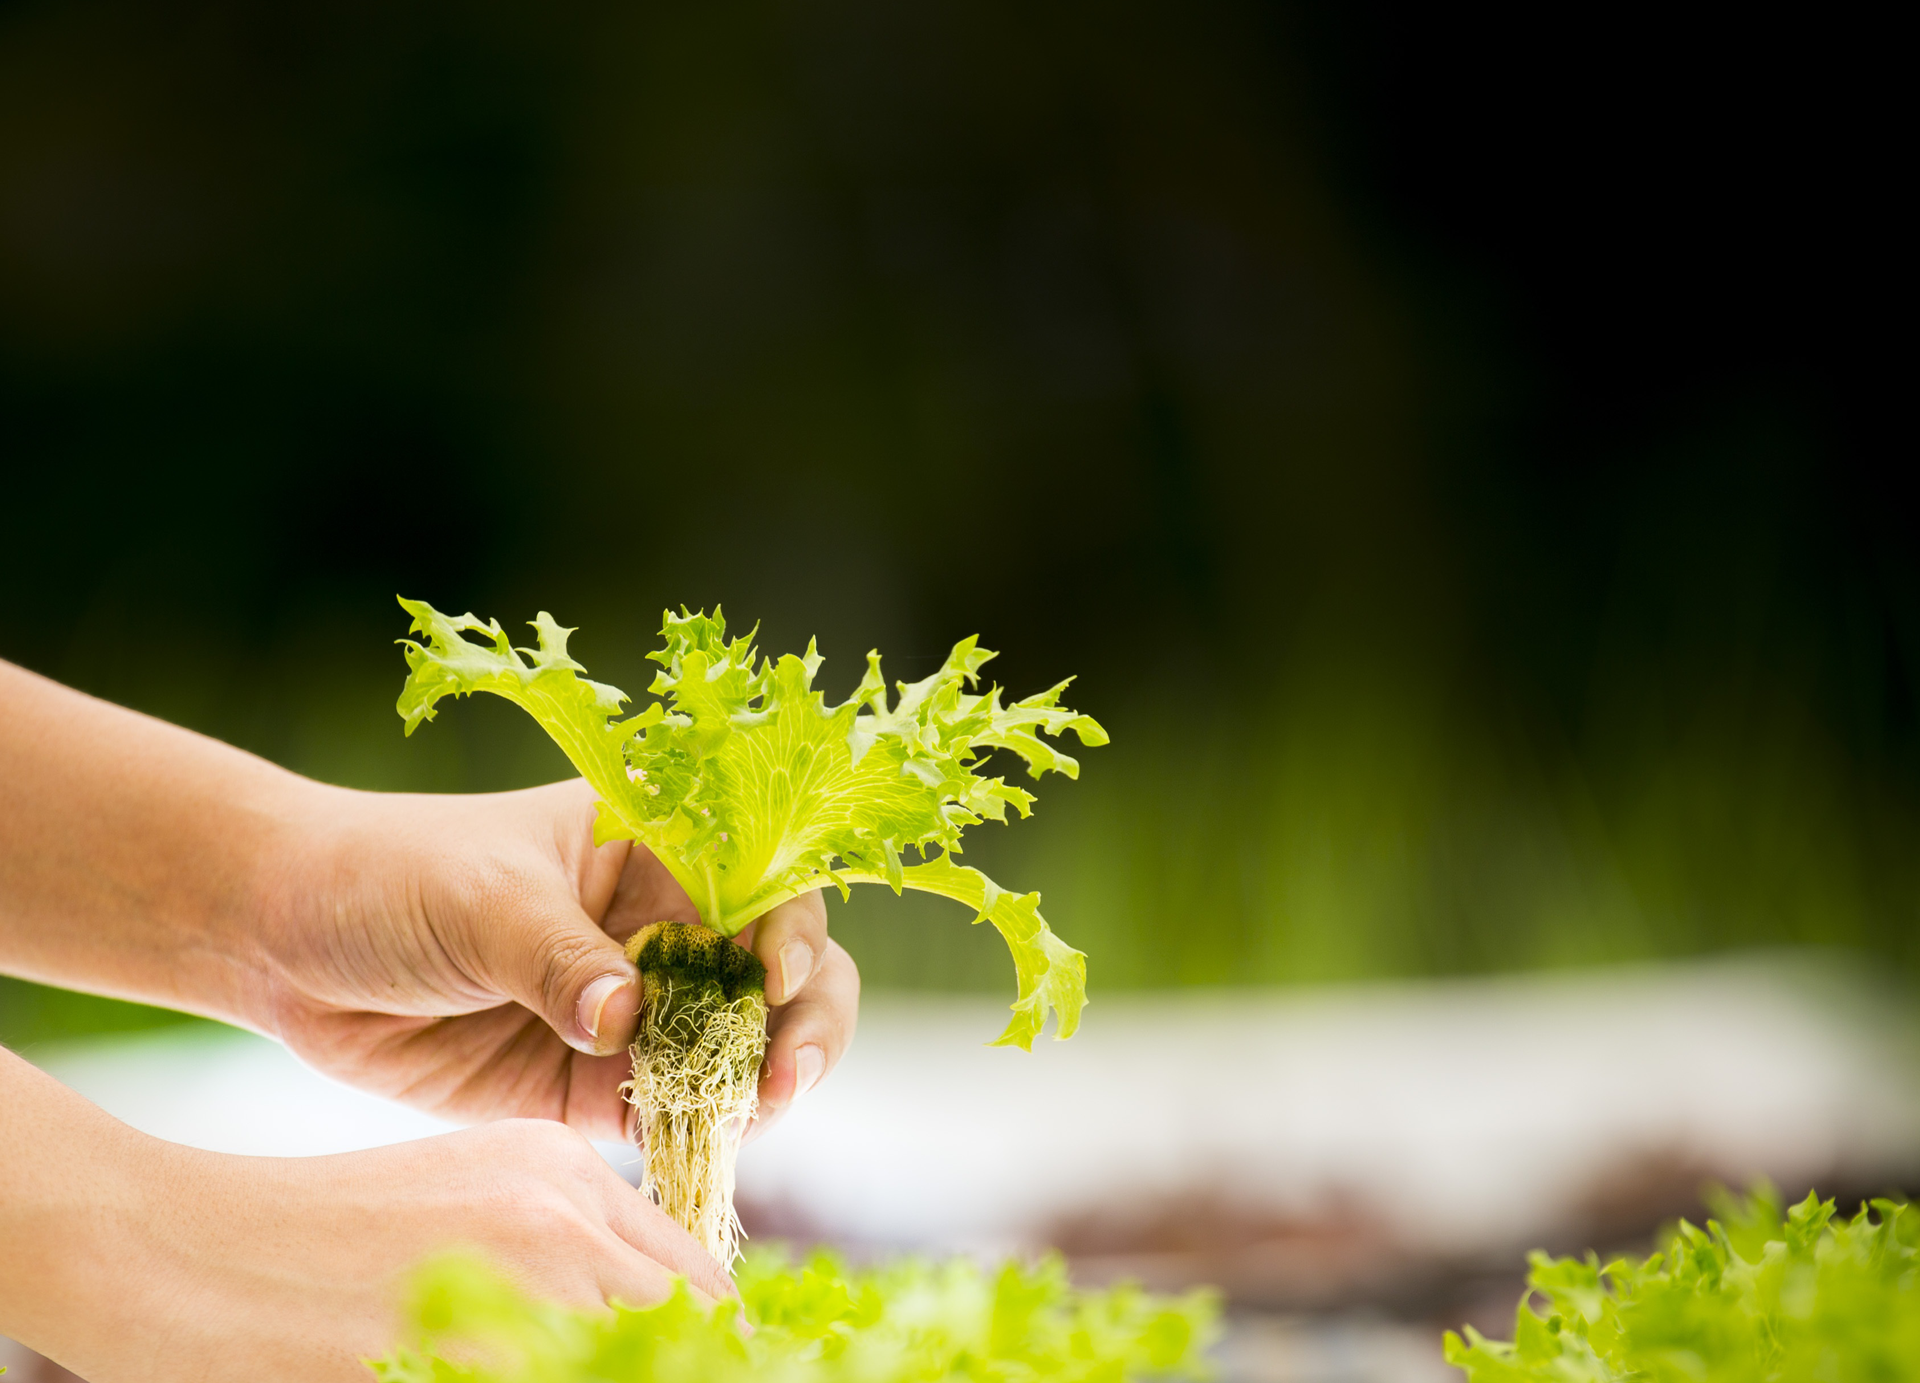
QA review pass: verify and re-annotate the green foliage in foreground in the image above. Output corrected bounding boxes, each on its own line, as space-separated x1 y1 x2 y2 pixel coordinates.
1445 1188 1920 1382
371 1248 1217 1383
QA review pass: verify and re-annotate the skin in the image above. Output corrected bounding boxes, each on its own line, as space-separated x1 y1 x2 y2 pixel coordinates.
0 659 859 1378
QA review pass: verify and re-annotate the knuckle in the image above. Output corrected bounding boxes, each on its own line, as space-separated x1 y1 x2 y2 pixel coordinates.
777 891 827 935
821 939 860 998
533 1117 596 1158
467 1117 533 1151
483 1174 605 1247
526 1205 603 1260
493 1115 597 1165
478 1175 573 1234
541 930 605 991
541 922 599 979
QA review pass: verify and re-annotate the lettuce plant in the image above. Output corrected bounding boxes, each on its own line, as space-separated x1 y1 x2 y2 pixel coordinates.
396 600 1105 1260
371 1247 1217 1383
1445 1187 1920 1382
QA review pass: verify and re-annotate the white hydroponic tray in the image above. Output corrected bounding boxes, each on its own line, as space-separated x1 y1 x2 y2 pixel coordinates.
12 951 1919 1261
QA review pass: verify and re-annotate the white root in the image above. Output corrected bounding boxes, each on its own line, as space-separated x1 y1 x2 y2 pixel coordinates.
622 977 768 1265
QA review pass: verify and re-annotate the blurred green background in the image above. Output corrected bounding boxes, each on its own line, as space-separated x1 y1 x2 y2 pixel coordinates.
2 0 1910 1045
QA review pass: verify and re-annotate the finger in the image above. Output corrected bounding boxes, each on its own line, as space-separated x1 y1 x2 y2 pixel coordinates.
563 1048 637 1141
748 938 858 1144
746 890 830 1006
594 1235 704 1311
465 879 640 1058
595 1167 738 1300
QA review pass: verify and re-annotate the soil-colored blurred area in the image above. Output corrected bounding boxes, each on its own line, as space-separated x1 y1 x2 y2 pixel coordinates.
1047 1157 1920 1329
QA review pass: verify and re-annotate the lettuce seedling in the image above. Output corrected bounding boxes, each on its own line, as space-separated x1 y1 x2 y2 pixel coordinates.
1445 1186 1920 1382
371 1247 1218 1383
395 600 1105 1260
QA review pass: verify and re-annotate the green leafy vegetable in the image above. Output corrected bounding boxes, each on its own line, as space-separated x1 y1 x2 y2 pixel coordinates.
370 1248 1218 1383
397 600 1104 1048
1444 1186 1920 1382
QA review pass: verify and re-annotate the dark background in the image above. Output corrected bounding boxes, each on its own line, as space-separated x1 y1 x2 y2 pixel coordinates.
3 0 1911 1041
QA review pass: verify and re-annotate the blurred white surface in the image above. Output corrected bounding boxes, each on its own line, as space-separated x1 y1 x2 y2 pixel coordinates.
737 954 1920 1255
18 952 1920 1261
17 1021 643 1175
23 1023 458 1152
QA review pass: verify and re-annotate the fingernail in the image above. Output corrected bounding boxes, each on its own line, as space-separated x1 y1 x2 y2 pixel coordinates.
777 939 815 1004
793 1044 826 1099
577 974 627 1046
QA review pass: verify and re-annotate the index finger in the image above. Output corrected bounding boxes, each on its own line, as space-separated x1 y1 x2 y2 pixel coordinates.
741 890 829 1006
595 1165 737 1300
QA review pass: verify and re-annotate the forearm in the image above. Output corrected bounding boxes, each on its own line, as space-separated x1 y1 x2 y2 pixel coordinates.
0 1047 152 1352
0 659 329 1026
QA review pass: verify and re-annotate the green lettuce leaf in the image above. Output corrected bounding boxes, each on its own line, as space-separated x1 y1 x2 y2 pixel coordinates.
1443 1186 1920 1382
396 599 1104 1046
370 1247 1218 1383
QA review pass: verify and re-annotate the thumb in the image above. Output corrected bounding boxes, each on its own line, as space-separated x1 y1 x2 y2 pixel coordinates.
470 882 641 1056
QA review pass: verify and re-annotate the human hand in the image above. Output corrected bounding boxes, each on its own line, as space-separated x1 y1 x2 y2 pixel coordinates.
2 1070 727 1383
253 778 859 1141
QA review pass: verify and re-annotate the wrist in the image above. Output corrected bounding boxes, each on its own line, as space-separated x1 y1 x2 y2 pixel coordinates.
156 766 340 1036
231 777 381 1038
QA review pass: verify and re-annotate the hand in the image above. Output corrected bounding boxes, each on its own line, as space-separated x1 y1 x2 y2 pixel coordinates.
0 1052 730 1383
254 779 860 1142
